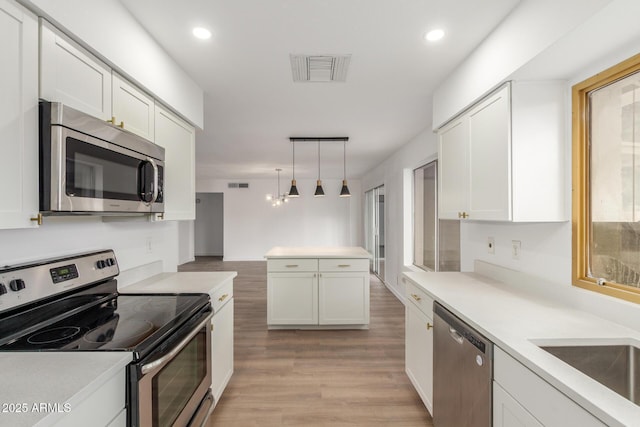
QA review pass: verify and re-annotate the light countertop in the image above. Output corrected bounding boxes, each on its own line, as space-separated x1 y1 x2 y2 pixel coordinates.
120 271 237 296
265 246 370 259
403 270 640 427
0 352 131 427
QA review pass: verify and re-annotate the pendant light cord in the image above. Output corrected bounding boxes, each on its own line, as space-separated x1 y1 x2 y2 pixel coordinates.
317 141 321 180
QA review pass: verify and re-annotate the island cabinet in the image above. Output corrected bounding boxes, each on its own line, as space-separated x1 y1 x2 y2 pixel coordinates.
438 81 566 222
403 276 434 414
265 247 370 329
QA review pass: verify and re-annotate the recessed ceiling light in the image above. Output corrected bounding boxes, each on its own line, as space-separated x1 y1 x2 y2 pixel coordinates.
192 27 212 40
425 29 445 42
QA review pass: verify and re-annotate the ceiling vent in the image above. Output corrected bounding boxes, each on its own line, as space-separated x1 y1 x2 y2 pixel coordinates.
290 54 351 82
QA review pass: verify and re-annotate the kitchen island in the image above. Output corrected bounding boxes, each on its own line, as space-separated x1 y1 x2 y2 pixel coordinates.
265 246 371 329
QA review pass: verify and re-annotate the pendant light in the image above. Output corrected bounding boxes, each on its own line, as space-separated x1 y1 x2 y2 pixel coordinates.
339 139 351 197
314 141 325 197
288 140 300 197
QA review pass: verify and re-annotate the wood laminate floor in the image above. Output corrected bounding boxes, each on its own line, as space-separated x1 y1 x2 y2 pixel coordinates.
179 257 432 426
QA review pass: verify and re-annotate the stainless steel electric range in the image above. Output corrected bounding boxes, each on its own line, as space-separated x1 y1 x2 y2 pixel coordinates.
0 250 213 427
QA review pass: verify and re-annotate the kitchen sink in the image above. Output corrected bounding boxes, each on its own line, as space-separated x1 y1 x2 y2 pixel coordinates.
540 344 640 404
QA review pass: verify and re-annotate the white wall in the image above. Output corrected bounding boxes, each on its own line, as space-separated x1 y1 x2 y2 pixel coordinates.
0 217 179 286
18 0 204 127
196 178 362 261
362 128 438 298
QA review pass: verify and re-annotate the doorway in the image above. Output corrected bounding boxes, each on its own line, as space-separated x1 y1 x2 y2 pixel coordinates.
194 192 224 257
365 185 385 280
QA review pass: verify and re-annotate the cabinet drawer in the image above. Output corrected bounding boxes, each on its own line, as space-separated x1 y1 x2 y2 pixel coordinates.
319 258 369 272
211 280 233 313
405 280 434 318
268 258 318 272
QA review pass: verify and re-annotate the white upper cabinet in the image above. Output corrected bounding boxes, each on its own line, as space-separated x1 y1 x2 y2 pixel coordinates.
0 0 39 229
40 19 112 121
112 72 155 141
154 105 196 221
438 81 566 222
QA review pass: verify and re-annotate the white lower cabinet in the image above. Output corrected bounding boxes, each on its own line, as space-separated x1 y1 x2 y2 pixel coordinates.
404 279 434 414
53 368 126 427
210 280 234 405
267 258 369 328
494 382 543 427
268 271 318 325
493 347 606 427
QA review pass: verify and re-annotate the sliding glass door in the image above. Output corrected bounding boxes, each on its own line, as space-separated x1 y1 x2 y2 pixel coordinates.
365 185 385 280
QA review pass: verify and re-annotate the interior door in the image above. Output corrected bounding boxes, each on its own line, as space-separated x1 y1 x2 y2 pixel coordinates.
365 185 385 280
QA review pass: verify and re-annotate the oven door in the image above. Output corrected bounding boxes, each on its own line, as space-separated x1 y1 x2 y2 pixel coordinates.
132 310 213 427
48 125 164 213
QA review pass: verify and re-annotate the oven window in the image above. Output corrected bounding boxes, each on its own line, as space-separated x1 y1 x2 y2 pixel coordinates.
153 329 207 427
65 137 141 201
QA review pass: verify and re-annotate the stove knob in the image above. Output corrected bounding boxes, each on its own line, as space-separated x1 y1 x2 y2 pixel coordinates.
96 260 106 269
0 283 6 295
106 258 115 267
9 279 25 292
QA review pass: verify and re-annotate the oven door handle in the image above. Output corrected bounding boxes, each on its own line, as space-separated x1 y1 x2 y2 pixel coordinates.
140 311 213 375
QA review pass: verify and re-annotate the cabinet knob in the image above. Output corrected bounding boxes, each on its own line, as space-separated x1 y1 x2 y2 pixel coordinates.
426 323 433 330
107 116 116 125
411 293 422 302
118 121 125 129
458 212 469 219
218 293 229 302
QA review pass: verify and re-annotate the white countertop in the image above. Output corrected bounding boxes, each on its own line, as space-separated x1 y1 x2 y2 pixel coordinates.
265 246 370 259
403 270 640 427
0 352 131 427
120 271 237 296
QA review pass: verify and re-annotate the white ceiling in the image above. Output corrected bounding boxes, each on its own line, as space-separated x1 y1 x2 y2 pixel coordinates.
119 0 520 180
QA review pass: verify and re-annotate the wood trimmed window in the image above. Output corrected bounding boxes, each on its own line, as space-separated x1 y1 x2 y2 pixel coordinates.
573 53 640 303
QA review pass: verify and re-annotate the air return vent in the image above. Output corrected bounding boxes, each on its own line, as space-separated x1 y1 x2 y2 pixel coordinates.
228 183 249 189
290 54 351 82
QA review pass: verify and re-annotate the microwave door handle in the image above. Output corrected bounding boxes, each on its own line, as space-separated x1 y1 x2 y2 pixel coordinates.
140 311 213 376
148 158 159 204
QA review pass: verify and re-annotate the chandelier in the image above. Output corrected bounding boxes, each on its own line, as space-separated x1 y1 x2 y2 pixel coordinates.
265 168 289 207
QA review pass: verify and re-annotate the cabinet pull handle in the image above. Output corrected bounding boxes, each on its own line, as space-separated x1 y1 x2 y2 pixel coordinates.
285 264 299 268
411 293 421 302
118 121 125 128
458 211 469 219
426 322 433 330
338 264 351 268
30 213 43 226
218 293 229 302
107 116 116 125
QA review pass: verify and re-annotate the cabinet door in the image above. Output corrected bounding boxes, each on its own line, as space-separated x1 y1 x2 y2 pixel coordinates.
154 105 195 220
112 73 154 141
267 273 318 325
468 84 511 220
40 19 112 120
0 0 39 229
211 300 234 403
318 272 369 325
405 304 433 414
438 117 468 219
493 382 543 427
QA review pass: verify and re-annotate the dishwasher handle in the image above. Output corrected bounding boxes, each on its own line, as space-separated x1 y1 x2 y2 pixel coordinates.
449 326 464 344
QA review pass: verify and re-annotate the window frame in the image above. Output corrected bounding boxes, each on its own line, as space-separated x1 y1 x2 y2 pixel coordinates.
572 52 640 303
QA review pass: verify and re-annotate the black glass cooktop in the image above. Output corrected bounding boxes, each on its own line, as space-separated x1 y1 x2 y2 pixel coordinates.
0 291 209 360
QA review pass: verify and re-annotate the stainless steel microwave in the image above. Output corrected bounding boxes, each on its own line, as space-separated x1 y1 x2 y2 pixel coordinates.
39 101 165 214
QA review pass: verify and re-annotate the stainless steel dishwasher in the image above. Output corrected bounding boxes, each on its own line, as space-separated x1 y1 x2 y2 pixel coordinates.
433 302 493 427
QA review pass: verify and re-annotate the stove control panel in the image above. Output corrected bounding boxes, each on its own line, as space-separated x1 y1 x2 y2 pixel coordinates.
0 250 118 313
